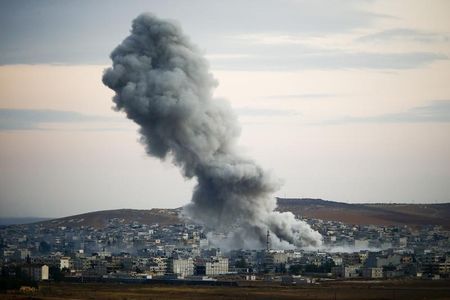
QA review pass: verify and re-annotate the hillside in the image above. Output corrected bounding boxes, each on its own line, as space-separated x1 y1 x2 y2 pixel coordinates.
16 199 450 229
276 198 450 228
37 208 181 229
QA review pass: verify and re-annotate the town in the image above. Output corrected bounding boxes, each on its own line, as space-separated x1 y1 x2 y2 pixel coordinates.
1 211 449 287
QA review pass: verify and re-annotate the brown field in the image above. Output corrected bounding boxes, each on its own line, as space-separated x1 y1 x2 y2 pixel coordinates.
3 280 450 300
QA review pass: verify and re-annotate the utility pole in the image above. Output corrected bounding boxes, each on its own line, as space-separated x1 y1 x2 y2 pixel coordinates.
266 230 270 251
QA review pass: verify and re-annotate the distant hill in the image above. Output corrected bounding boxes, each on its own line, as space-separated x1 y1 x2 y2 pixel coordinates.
12 199 450 229
36 208 181 229
276 198 450 228
0 217 51 226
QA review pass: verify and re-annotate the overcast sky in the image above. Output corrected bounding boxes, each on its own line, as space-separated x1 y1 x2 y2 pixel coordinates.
1 0 449 218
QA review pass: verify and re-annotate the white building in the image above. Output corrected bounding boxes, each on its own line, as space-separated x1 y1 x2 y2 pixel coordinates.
398 237 408 248
60 257 70 270
206 257 228 276
199 239 209 249
171 258 194 277
41 265 49 280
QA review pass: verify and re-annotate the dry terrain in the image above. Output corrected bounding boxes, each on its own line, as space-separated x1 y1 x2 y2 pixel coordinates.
2 280 450 300
37 208 180 229
277 198 450 228
16 198 450 230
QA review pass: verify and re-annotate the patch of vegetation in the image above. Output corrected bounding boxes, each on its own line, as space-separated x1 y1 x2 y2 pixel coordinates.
0 266 37 292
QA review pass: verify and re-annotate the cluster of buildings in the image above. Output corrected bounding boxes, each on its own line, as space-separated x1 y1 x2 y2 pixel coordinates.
1 215 449 284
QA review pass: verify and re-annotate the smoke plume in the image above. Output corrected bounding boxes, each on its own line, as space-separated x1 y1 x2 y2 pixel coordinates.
103 13 322 249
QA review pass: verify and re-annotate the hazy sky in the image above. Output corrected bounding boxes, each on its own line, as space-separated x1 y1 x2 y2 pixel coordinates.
1 0 449 218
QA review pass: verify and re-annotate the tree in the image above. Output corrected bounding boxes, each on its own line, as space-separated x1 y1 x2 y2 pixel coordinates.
39 241 51 254
276 264 287 274
383 264 396 272
49 266 64 282
289 264 303 275
235 257 248 269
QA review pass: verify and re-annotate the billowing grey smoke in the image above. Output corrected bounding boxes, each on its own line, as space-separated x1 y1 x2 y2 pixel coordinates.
103 13 322 249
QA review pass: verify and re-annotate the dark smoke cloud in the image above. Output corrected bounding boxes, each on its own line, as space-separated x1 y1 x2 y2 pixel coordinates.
103 13 322 249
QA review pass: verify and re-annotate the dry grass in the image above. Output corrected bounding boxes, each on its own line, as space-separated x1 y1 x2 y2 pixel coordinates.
2 280 450 300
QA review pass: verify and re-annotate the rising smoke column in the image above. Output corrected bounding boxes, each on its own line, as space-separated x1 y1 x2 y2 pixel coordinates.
103 13 322 249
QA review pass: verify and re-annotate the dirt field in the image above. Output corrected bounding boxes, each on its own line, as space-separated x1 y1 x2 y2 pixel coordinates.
2 280 450 300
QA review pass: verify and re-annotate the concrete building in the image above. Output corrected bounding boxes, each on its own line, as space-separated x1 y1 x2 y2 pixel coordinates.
199 239 209 249
16 249 31 260
272 251 288 264
206 257 228 276
362 267 383 279
332 266 360 278
60 257 70 270
149 257 167 276
332 256 343 266
344 266 360 278
366 253 401 268
22 264 49 281
422 256 450 278
398 237 408 248
170 258 194 277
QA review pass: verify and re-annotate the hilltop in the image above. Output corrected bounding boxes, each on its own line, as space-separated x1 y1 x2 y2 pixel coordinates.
36 208 181 229
276 198 450 228
13 198 450 229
